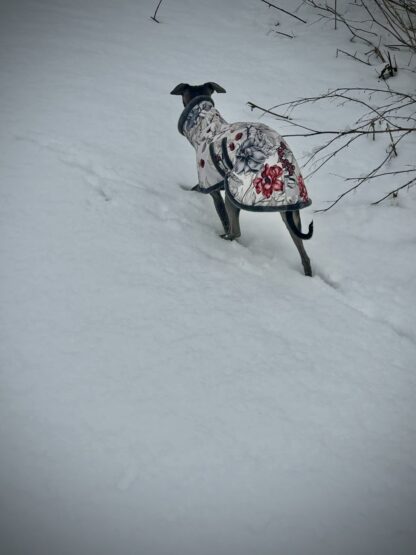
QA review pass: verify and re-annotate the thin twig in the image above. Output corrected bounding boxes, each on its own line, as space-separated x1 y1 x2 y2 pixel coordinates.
314 131 412 212
248 100 415 135
260 0 308 23
345 168 416 181
247 102 291 120
273 29 295 38
371 177 416 204
336 48 372 64
151 0 164 23
335 0 338 30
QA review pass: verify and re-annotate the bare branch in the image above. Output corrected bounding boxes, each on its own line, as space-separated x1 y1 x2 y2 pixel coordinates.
151 0 164 23
260 0 308 23
371 176 416 204
247 102 291 120
258 2 416 211
345 168 416 180
313 130 413 212
336 48 372 64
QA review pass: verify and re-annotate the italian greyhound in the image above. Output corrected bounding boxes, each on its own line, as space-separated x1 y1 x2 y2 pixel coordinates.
171 82 313 276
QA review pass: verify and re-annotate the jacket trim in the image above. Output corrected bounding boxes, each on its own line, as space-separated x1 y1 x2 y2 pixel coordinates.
221 137 233 170
202 180 225 194
224 178 312 212
209 142 226 177
192 182 224 193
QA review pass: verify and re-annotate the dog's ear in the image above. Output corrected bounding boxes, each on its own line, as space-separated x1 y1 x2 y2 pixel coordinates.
206 82 226 94
170 83 190 95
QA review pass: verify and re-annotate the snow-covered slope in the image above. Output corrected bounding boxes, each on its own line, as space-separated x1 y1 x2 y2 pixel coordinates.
1 1 415 554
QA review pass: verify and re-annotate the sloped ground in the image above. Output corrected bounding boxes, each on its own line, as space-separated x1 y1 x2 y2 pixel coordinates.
1 1 415 554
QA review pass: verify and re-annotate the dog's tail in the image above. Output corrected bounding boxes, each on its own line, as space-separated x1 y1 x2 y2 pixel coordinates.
286 210 313 240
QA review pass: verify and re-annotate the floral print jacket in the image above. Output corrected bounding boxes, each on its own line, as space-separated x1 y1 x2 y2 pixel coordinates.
178 96 311 212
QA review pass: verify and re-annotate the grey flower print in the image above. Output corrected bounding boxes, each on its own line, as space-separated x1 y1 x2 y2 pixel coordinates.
234 130 275 174
184 101 212 132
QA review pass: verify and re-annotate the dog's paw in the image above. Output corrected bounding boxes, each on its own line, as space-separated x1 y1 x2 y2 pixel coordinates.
220 233 240 241
303 264 313 277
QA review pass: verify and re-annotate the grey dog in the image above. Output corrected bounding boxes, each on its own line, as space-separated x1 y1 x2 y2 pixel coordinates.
171 82 313 276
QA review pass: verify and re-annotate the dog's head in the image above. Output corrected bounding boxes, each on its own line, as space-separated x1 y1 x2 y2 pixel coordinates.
170 82 226 107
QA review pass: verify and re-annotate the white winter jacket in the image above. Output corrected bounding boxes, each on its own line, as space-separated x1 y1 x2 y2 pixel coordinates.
178 96 311 212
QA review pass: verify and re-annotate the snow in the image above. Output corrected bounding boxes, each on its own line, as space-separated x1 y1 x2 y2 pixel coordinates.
1 1 415 554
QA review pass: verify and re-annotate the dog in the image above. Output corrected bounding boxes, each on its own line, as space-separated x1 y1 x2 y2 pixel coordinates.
171 82 313 276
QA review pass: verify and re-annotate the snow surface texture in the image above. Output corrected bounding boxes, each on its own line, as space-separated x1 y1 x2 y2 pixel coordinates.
1 1 415 554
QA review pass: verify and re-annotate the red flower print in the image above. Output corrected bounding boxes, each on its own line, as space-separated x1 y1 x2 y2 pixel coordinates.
277 141 287 160
298 175 308 201
282 158 295 176
253 164 285 198
235 132 243 141
200 159 205 168
229 142 235 151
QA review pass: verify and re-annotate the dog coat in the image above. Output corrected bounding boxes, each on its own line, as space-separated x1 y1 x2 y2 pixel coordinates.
178 96 311 212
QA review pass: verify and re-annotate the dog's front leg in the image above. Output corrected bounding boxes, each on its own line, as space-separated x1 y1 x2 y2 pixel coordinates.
221 194 241 241
210 190 230 234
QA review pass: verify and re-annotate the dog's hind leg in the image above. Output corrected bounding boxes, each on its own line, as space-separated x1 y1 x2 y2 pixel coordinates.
210 190 230 234
281 211 312 276
221 194 241 240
